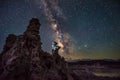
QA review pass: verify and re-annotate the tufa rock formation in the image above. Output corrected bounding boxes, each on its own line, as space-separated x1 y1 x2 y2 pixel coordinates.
0 18 75 80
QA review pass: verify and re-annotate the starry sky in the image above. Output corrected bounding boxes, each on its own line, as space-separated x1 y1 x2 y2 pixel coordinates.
0 0 120 59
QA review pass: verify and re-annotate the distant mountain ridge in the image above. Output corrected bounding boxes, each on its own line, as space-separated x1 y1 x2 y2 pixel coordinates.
68 59 120 66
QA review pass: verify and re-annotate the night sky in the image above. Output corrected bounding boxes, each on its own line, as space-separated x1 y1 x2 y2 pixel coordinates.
0 0 120 59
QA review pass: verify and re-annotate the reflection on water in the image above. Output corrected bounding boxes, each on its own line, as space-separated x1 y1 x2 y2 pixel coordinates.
93 72 120 77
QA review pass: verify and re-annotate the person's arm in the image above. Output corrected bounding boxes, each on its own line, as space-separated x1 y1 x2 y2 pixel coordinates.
57 46 61 50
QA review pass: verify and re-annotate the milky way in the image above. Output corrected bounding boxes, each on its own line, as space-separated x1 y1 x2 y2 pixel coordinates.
35 0 75 56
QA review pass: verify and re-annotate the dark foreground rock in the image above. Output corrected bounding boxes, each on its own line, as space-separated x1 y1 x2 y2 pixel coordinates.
0 18 75 80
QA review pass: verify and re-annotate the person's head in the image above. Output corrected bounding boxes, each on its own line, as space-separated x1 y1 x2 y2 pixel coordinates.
52 41 57 45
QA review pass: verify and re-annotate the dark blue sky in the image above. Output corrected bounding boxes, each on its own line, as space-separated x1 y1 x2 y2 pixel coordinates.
0 0 120 59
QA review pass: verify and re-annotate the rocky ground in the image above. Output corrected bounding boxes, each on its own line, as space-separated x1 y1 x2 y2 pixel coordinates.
68 60 120 80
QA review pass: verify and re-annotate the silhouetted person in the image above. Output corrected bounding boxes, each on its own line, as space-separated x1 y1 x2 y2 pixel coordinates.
52 41 60 54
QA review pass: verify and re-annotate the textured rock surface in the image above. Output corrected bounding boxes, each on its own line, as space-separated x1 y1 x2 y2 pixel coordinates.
0 18 75 80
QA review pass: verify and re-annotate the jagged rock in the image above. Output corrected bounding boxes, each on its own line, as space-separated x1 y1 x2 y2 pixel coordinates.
2 34 17 54
0 18 75 80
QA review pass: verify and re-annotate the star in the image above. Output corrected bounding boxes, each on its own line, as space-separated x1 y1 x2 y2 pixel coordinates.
84 44 88 48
